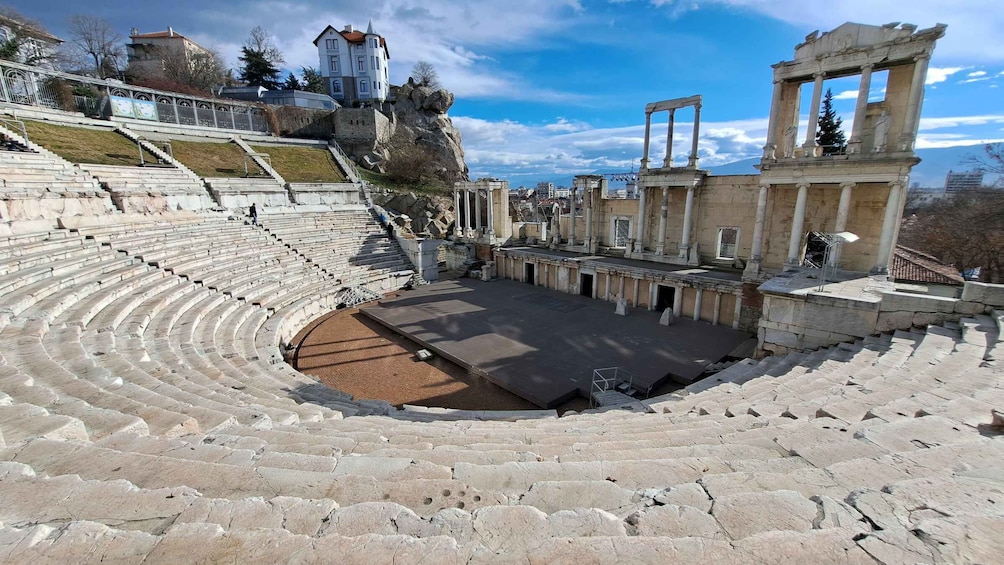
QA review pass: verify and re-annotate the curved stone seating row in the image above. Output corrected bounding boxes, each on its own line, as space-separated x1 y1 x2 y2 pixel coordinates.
258 211 414 287
78 163 216 213
0 210 1001 561
206 177 287 209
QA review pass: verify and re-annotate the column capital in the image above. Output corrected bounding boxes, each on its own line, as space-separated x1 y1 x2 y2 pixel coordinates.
914 52 932 62
694 103 702 111
888 179 906 190
795 181 811 190
812 71 825 79
860 62 875 72
759 182 771 190
839 180 856 189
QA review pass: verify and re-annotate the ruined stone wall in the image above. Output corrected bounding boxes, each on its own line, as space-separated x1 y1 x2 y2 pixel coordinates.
694 175 759 264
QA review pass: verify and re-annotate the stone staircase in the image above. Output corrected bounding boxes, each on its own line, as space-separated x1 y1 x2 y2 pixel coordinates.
0 211 1001 562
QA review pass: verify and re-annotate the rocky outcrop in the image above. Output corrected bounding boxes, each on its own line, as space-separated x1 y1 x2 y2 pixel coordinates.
386 80 469 184
374 191 454 239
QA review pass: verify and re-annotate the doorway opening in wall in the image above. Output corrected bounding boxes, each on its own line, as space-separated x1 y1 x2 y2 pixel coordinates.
655 285 675 312
803 232 828 268
580 273 594 297
614 218 631 247
524 263 536 284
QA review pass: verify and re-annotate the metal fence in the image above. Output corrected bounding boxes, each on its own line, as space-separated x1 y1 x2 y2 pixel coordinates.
0 60 270 134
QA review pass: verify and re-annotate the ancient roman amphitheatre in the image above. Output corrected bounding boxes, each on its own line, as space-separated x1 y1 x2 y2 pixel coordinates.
0 18 1001 564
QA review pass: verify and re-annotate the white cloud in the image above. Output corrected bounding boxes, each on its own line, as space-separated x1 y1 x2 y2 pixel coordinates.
926 67 967 85
919 115 1004 130
967 70 987 78
649 1 1004 64
833 89 859 100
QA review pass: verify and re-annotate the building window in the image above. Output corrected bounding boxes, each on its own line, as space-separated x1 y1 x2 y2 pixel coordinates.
359 80 369 94
370 56 375 70
370 38 378 48
330 79 343 95
717 227 739 260
325 39 337 50
357 56 366 72
329 56 339 73
355 44 364 51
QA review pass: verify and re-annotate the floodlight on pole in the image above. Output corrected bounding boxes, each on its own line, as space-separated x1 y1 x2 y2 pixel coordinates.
817 231 858 292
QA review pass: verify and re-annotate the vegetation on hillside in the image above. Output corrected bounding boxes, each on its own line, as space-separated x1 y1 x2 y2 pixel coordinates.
22 120 158 165
249 144 346 183
170 140 265 178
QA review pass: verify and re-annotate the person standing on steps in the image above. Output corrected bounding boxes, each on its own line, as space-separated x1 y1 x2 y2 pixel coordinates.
249 203 258 226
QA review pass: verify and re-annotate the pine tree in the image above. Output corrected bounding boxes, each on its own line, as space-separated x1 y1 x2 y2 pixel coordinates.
282 72 301 90
815 88 847 156
300 67 325 94
237 27 284 90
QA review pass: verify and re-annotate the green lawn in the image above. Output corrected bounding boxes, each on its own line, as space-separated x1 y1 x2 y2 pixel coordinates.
170 140 266 178
249 144 347 183
23 120 158 166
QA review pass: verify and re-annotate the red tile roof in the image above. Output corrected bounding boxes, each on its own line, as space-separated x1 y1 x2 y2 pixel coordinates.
892 245 964 285
130 31 188 40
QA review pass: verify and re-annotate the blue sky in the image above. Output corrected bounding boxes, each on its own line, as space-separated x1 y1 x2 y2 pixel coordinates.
15 0 1004 185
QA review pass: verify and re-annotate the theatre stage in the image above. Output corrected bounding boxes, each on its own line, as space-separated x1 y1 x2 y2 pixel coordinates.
359 279 750 408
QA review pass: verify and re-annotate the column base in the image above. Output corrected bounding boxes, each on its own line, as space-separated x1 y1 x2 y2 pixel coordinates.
743 259 761 280
655 246 665 256
869 265 890 277
632 241 644 254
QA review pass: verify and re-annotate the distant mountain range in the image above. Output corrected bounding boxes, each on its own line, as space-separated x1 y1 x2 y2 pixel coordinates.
706 146 1000 188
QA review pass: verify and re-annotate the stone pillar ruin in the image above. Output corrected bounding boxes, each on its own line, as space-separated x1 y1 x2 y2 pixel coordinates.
679 185 695 259
847 64 874 154
640 111 653 170
745 183 770 277
803 72 824 152
786 182 810 267
873 180 905 274
584 187 594 251
688 103 701 168
663 109 675 168
634 187 646 254
830 181 855 266
474 188 482 235
673 286 683 317
693 288 703 321
486 184 495 238
463 186 472 238
453 188 462 239
899 53 931 151
712 292 722 326
569 187 577 246
732 294 743 330
656 187 669 255
762 80 783 159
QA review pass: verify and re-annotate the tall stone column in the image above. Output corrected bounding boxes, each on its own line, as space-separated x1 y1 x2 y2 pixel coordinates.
604 272 611 301
679 185 695 259
453 188 462 239
899 54 931 152
656 187 669 255
663 109 675 168
673 285 683 317
830 181 855 268
712 292 722 326
640 111 653 170
463 187 472 238
474 188 482 236
786 182 810 267
486 186 495 238
803 73 824 151
569 188 577 246
745 183 769 276
873 181 904 274
732 294 743 330
687 104 702 168
848 64 873 153
762 79 783 159
634 187 646 254
632 278 640 307
693 288 703 321
584 188 594 251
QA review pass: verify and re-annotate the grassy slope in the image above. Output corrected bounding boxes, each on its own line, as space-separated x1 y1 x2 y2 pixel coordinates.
249 144 346 183
23 121 158 166
170 140 265 178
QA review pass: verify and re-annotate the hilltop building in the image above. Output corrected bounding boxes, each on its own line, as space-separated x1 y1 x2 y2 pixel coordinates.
313 22 390 107
126 27 213 80
0 13 62 69
944 170 984 192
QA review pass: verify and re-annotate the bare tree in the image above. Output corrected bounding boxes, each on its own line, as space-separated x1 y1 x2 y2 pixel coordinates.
966 143 1004 186
127 44 227 94
66 15 124 78
0 6 60 66
410 60 441 90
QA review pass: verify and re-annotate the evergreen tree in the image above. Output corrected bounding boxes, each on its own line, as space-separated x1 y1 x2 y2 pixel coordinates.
815 88 847 155
282 72 301 90
237 26 284 90
300 67 325 94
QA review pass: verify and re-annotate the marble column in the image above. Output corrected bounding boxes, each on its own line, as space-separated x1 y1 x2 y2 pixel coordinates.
486 186 495 238
463 187 472 238
762 79 783 159
584 188 594 250
899 54 931 152
618 275 625 301
712 292 722 326
679 185 695 259
474 188 482 235
803 73 824 151
746 183 769 275
831 181 854 267
634 187 647 254
640 111 653 170
649 282 657 311
663 109 675 168
604 272 611 301
693 288 703 321
873 181 904 274
848 64 873 153
569 188 577 246
673 286 682 317
732 294 743 330
453 188 462 238
688 104 702 168
656 187 669 255
786 182 810 267
632 278 640 307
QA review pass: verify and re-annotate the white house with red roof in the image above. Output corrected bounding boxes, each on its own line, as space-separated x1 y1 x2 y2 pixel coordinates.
313 22 389 106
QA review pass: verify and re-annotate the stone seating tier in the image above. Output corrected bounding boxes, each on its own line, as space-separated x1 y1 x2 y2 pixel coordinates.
0 210 1001 562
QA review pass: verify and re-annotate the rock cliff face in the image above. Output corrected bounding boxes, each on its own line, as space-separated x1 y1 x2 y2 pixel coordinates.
374 191 454 239
386 80 469 184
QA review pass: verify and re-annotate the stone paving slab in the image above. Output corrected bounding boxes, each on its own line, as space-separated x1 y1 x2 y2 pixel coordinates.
361 279 748 408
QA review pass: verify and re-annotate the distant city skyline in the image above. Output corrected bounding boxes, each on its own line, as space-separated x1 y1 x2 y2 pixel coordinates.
14 0 1004 184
